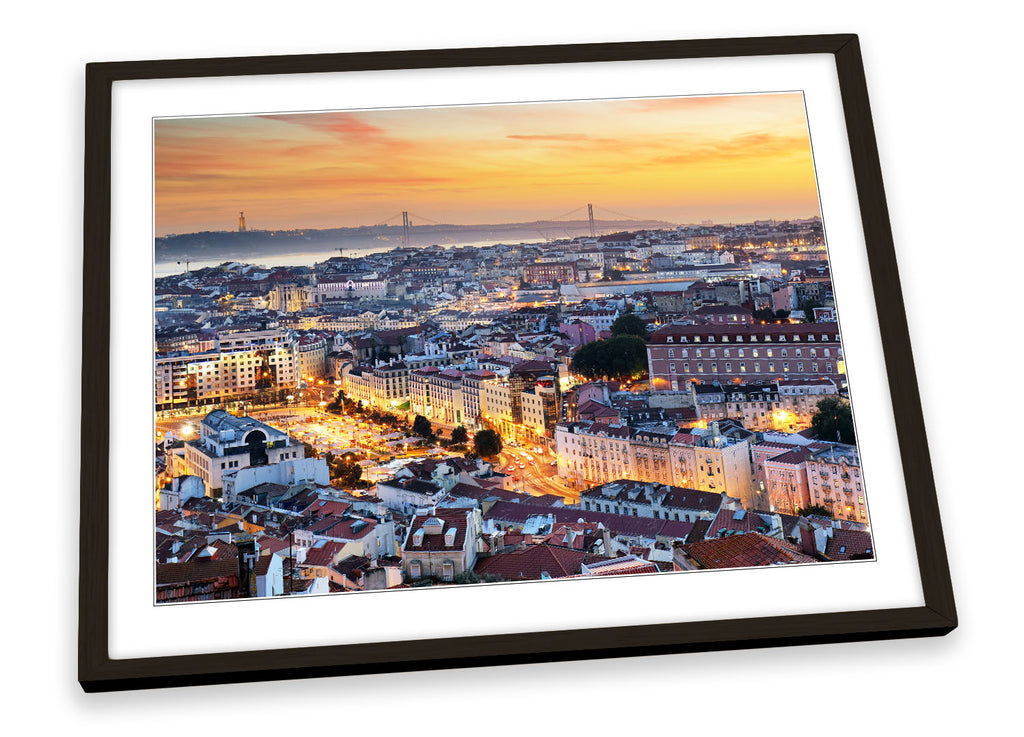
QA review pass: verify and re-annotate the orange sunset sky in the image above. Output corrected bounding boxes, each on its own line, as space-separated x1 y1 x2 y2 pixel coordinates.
154 92 822 236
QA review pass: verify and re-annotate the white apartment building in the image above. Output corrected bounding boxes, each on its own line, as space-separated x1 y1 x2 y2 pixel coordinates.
155 329 297 411
182 410 303 495
555 420 756 504
295 334 328 382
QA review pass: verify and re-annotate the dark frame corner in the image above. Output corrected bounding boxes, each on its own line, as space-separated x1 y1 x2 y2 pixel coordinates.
80 33 955 693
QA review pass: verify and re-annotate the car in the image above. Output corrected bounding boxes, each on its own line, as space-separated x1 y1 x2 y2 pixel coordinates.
506 464 516 472
528 458 535 465
518 462 525 469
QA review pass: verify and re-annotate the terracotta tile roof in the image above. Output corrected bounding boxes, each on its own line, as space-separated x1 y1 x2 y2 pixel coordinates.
581 555 659 576
404 510 471 552
332 555 372 576
255 535 292 555
303 541 348 567
156 557 240 585
679 533 815 569
474 544 607 581
764 445 817 466
707 508 771 537
253 551 277 576
824 529 874 561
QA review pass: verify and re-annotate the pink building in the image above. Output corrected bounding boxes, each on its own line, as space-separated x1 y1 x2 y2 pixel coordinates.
559 320 598 348
762 444 819 515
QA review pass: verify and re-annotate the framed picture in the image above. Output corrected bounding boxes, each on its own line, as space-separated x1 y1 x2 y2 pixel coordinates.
80 33 956 693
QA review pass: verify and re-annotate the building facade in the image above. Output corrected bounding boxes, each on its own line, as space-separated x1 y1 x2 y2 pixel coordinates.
647 322 845 392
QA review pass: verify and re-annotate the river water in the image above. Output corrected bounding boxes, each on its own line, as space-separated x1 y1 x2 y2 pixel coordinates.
153 235 558 278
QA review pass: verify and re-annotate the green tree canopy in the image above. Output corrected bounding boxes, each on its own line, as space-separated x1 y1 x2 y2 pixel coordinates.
810 397 856 444
450 425 469 444
412 414 434 438
570 334 648 380
610 313 647 338
798 504 833 518
331 458 363 487
473 428 503 458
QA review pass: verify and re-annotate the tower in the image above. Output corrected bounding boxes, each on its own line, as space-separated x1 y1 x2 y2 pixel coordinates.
402 211 410 247
238 211 247 232
587 203 595 238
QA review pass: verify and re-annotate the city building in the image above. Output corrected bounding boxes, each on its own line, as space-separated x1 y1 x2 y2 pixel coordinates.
181 410 303 495
401 509 483 581
647 322 844 392
806 443 866 522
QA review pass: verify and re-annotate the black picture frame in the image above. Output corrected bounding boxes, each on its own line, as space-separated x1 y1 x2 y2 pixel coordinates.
80 33 956 693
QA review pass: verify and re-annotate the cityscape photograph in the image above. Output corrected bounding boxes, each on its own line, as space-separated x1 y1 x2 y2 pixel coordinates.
153 92 874 604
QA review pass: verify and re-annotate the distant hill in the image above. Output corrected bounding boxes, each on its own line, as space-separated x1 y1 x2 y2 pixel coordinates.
155 219 675 263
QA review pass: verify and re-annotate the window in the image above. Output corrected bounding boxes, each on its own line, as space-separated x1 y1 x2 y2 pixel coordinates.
409 561 422 578
668 349 675 358
442 562 455 581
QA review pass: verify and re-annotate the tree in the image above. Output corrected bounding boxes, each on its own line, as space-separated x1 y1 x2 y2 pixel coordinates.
331 457 363 487
810 397 856 444
610 313 647 338
570 334 648 380
551 279 560 290
753 308 791 323
474 428 503 458
450 425 468 445
798 504 833 518
518 277 529 290
412 414 434 439
799 299 824 321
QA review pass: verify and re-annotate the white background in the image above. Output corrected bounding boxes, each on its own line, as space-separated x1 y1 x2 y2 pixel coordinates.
1 0 1016 733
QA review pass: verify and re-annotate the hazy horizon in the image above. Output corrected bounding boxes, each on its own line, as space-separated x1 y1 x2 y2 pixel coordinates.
155 93 823 237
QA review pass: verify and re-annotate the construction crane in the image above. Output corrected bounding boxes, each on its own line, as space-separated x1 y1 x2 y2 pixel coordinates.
176 260 192 273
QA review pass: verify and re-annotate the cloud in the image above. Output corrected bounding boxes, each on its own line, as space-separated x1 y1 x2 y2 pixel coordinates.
506 132 619 146
257 112 388 140
652 132 810 165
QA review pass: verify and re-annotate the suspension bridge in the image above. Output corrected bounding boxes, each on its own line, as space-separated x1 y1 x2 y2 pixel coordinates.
368 203 662 248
